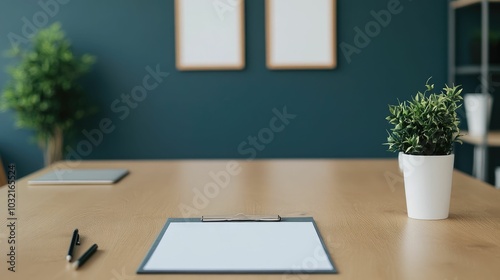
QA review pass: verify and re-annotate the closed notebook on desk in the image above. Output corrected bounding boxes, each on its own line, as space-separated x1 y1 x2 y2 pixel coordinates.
28 169 129 185
137 217 337 274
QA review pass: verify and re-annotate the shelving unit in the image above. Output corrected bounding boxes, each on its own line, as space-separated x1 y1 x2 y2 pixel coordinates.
451 0 500 9
450 0 500 9
461 130 500 182
449 0 498 181
461 130 500 145
456 65 500 74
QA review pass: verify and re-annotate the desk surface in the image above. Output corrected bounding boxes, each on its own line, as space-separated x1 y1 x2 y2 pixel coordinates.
1 159 500 280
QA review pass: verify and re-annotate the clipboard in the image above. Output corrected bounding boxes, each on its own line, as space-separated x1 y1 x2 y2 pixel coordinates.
137 216 337 274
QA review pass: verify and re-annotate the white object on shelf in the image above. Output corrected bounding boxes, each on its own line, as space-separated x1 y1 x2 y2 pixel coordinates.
464 93 493 137
496 167 500 189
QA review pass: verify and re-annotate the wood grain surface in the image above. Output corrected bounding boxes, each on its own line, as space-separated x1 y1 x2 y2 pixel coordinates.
1 159 499 280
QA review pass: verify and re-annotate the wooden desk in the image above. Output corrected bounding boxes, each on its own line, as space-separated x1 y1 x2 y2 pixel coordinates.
1 159 500 280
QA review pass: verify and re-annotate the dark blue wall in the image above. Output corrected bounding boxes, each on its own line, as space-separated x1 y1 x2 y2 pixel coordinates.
0 0 449 177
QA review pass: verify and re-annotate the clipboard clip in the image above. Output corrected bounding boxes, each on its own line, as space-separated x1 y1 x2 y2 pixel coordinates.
201 214 281 222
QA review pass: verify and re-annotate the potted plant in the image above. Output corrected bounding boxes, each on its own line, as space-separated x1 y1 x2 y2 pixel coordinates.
1 22 96 166
385 78 463 220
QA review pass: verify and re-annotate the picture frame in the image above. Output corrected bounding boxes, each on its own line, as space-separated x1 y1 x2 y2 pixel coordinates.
175 0 245 71
266 0 336 70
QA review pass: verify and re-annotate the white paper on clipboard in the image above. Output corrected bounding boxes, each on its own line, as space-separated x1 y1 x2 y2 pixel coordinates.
138 217 336 274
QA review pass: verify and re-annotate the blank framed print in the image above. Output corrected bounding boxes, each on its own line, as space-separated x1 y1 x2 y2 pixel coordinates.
266 0 336 70
175 0 245 70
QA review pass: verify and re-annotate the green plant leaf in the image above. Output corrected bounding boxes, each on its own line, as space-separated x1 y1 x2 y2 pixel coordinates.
384 78 463 155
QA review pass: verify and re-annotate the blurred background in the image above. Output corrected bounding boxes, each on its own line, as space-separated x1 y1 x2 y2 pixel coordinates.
0 0 499 184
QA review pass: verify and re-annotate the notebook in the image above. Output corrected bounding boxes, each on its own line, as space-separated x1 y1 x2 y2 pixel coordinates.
28 169 129 185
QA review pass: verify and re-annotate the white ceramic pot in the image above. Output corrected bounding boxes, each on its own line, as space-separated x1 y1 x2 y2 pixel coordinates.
464 93 493 136
398 153 454 220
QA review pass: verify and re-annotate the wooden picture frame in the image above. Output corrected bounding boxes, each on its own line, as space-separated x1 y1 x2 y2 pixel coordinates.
175 0 245 71
266 0 336 70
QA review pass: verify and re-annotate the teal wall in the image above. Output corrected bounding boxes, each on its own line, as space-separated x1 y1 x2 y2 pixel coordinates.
0 0 449 177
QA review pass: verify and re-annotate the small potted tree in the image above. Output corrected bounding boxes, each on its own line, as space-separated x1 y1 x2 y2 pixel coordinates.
1 23 95 166
385 78 463 220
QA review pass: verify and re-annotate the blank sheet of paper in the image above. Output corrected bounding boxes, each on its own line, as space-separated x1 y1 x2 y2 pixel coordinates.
138 218 336 274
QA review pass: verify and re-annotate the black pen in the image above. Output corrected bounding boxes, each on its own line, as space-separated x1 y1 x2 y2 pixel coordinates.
66 229 80 262
72 244 98 269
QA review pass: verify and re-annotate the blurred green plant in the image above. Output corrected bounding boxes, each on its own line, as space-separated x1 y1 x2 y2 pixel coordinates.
1 22 96 165
385 78 463 155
